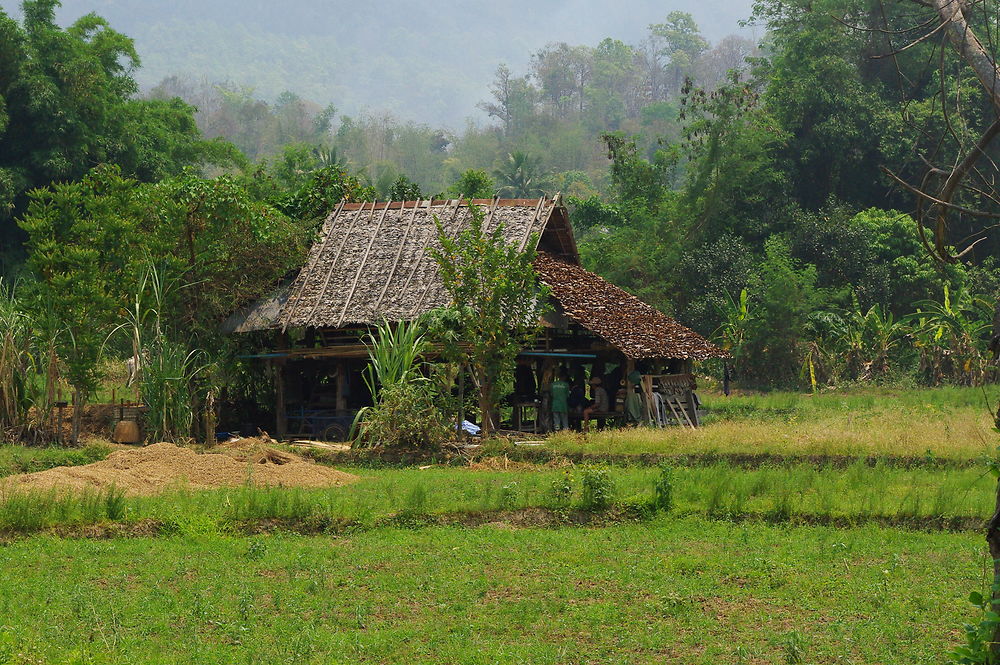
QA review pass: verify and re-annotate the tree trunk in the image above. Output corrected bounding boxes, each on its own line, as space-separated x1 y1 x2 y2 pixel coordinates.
203 388 216 446
478 372 493 438
70 388 83 446
457 365 465 438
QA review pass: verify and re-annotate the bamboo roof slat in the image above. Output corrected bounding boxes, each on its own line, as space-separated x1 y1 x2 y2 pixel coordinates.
519 196 546 252
410 198 463 318
372 199 421 314
481 196 501 233
304 200 375 327
336 199 393 328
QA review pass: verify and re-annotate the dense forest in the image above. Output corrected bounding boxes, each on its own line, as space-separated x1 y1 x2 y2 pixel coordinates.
2 0 1000 405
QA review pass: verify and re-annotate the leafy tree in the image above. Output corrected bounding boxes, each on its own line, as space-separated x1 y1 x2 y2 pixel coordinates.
649 12 709 94
478 64 538 138
739 238 822 387
145 170 312 336
17 166 142 443
448 169 496 200
430 205 549 436
788 207 966 314
387 174 423 201
0 1 238 269
273 164 375 223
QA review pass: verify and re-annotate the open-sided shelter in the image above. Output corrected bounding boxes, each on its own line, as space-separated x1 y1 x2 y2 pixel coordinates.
226 197 726 437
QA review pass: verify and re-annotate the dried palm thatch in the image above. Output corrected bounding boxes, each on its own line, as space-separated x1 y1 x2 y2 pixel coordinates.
226 197 725 361
228 198 573 332
533 252 728 360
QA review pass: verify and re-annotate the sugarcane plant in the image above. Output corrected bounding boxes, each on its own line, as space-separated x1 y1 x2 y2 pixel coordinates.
0 279 34 441
351 319 450 449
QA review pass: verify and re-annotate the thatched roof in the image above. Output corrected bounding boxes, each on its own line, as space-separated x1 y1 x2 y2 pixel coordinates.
534 252 727 360
228 198 576 332
226 197 725 361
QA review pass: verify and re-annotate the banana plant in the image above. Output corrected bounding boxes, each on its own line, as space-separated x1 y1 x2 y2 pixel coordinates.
713 287 752 360
907 286 993 386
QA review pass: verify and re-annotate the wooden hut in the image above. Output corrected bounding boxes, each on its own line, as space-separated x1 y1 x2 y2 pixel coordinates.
226 197 726 437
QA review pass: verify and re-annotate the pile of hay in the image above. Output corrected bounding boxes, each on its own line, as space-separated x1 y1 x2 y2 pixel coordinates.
3 442 358 496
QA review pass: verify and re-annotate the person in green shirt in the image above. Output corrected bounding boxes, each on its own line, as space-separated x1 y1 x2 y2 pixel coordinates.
550 371 570 431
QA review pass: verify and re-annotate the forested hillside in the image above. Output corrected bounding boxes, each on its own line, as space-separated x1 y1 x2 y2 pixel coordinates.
30 0 755 126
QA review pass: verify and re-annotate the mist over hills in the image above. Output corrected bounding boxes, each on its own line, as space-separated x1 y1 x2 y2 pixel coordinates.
6 0 757 126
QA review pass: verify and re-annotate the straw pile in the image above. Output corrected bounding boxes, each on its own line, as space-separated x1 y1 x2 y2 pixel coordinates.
3 441 357 496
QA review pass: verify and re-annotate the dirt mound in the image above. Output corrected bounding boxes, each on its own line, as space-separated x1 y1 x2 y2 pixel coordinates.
3 442 358 496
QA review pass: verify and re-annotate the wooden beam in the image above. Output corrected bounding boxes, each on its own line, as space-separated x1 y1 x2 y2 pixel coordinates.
336 363 347 412
481 196 502 233
519 196 547 252
274 360 287 439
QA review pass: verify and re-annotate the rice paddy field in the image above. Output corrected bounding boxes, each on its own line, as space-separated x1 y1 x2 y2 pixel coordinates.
1 385 998 664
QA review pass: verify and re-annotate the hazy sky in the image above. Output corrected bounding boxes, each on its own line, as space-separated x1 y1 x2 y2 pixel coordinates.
3 0 759 126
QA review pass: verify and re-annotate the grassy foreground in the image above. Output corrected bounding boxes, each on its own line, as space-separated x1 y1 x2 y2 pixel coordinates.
0 517 983 665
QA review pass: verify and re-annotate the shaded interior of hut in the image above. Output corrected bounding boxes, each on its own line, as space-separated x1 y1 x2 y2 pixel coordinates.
258 327 704 441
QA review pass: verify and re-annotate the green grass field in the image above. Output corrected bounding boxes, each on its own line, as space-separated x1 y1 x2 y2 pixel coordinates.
0 519 983 664
0 386 997 663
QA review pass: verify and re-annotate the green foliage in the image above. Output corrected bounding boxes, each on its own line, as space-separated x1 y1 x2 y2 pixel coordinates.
579 468 615 511
492 151 552 198
0 1 239 263
739 238 821 387
651 464 675 513
908 287 993 387
352 380 451 450
127 267 211 443
0 278 33 439
273 164 375 223
359 320 430 401
17 166 141 426
948 586 1000 664
386 175 423 201
353 320 449 449
430 204 549 435
448 169 496 200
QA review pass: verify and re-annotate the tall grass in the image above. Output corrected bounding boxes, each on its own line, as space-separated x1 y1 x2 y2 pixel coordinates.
0 278 31 440
118 266 210 443
548 386 999 459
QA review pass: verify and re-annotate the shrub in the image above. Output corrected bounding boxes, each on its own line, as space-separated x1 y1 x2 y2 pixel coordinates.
651 464 674 513
580 468 615 511
353 380 451 449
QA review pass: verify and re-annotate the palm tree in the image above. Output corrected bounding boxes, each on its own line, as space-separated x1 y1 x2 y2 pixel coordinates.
492 152 552 198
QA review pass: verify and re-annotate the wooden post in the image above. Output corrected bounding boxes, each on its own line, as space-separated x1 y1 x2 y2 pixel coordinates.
336 362 347 413
274 360 287 440
641 375 654 425
686 389 700 427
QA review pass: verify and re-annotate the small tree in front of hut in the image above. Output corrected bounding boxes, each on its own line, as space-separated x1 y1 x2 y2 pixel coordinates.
431 205 549 437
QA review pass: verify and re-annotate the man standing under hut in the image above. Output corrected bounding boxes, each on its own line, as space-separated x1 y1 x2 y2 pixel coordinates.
549 370 570 431
582 376 608 433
